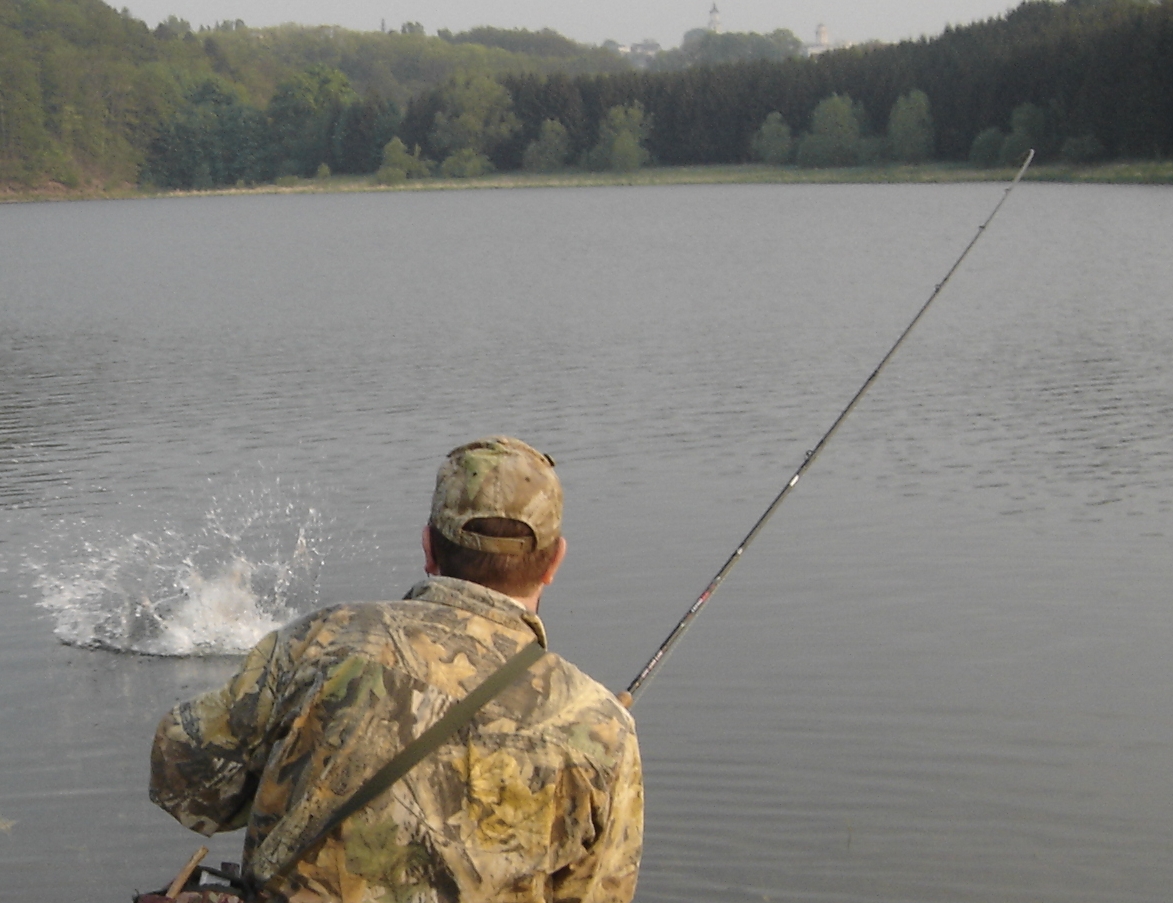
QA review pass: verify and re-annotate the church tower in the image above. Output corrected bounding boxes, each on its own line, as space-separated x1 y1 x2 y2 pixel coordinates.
708 4 722 33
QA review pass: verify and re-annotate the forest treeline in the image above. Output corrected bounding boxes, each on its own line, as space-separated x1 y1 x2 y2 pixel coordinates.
414 0 1171 175
1 0 1171 190
0 0 628 186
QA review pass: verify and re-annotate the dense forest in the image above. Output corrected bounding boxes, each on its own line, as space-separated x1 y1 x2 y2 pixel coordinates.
1 0 1170 190
0 0 628 186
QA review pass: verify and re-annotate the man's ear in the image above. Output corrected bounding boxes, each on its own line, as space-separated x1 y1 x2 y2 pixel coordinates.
539 536 568 587
421 525 441 576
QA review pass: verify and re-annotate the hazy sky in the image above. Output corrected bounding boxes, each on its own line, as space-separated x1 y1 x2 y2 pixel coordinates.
121 0 1022 48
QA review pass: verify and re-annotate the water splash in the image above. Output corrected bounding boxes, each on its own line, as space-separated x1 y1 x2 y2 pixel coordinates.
31 492 324 656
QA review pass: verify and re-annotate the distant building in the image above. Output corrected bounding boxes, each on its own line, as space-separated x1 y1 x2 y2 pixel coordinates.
708 4 722 34
805 23 852 56
806 23 831 55
627 38 662 67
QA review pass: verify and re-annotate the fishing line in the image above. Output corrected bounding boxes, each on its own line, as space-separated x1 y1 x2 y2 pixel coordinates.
622 150 1035 706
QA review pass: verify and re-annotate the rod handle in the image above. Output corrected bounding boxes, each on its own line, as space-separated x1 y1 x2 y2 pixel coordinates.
166 845 209 899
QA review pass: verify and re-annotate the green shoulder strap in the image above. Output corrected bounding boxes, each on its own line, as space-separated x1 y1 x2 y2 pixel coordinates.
267 639 546 887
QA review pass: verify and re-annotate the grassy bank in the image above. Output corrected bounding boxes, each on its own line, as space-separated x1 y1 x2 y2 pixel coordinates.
4 160 1172 203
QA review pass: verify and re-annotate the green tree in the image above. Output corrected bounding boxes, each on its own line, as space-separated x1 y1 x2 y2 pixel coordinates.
268 64 358 176
0 29 54 182
796 94 861 168
431 73 520 161
144 80 271 188
1060 134 1105 164
969 127 1005 167
374 136 431 183
582 102 650 172
153 15 193 40
501 73 588 170
445 27 586 58
654 28 804 70
750 111 792 164
887 89 934 163
608 131 643 172
437 147 493 177
999 102 1044 166
521 118 570 172
331 93 401 174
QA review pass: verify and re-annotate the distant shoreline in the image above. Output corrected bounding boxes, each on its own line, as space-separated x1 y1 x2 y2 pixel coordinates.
5 160 1172 203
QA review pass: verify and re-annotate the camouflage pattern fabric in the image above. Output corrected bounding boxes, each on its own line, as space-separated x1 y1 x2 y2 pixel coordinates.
431 436 563 554
150 576 643 903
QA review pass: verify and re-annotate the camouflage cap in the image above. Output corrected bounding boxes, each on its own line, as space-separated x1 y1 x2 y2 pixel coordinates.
430 436 563 554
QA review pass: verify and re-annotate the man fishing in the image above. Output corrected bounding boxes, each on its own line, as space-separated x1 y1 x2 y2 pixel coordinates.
149 436 643 903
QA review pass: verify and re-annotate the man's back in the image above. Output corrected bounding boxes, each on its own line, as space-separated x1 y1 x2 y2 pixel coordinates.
151 576 642 903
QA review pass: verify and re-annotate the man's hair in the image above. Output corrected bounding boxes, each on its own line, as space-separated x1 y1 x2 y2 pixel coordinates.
428 517 559 597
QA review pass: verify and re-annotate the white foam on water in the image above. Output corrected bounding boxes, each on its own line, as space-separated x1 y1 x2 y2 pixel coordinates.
31 491 324 656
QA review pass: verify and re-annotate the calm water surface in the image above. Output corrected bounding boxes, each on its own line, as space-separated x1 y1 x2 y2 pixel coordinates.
1 183 1171 901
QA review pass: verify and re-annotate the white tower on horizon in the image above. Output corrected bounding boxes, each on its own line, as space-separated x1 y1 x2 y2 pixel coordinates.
708 4 722 33
805 23 832 56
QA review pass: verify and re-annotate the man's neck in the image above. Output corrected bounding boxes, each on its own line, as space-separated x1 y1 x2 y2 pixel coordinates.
497 586 541 615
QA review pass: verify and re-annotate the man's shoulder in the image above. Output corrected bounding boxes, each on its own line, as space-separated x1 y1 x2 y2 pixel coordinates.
520 652 638 764
276 598 636 751
279 597 474 647
542 653 628 717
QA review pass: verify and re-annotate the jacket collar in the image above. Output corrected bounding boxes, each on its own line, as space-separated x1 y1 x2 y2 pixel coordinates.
404 576 548 648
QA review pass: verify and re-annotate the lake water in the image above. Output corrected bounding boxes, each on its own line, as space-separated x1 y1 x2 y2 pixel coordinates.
1 182 1170 901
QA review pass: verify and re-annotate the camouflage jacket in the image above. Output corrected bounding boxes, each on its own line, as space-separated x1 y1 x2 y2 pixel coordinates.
150 577 643 903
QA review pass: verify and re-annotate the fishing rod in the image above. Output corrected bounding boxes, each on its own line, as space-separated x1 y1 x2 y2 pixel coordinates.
621 150 1036 707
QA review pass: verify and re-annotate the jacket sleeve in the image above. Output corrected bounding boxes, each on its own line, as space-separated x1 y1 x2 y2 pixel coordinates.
149 629 282 835
554 726 644 903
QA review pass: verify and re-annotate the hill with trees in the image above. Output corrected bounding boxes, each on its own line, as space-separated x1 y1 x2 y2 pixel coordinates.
1 0 1170 192
649 27 805 70
393 0 1169 177
0 0 628 187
